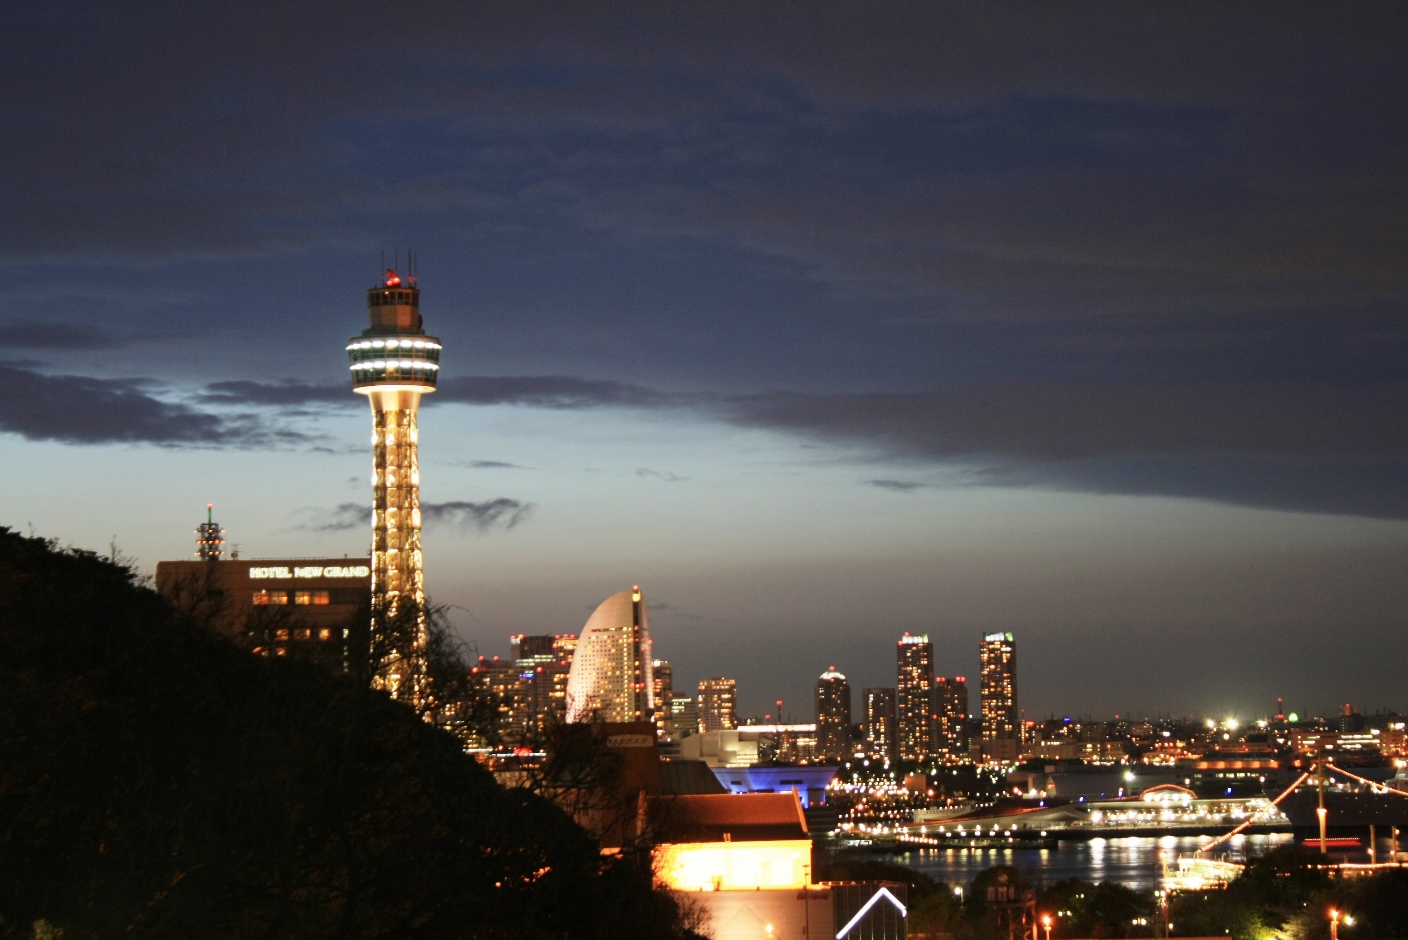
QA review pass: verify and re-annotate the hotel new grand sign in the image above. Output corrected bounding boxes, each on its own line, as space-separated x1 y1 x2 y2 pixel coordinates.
249 564 370 579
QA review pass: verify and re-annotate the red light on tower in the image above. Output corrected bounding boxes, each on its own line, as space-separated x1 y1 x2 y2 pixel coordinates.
384 268 401 286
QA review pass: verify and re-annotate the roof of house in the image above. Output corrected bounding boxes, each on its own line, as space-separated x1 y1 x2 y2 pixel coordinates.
658 759 728 796
652 792 809 843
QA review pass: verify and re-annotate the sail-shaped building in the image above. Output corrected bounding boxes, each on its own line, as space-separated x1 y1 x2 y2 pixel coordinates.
565 586 654 723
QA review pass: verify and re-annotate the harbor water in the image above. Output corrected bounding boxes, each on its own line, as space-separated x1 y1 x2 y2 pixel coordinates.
870 833 1298 893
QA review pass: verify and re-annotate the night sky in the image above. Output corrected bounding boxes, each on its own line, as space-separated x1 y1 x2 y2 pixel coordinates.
4 3 1406 722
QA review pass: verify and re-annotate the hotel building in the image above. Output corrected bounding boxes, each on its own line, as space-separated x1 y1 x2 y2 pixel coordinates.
565 586 654 723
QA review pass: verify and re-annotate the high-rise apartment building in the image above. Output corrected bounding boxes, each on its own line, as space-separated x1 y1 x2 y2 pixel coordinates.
697 677 738 733
653 659 675 741
565 586 654 723
346 262 443 707
863 687 897 759
896 633 934 760
980 633 1018 744
935 676 969 756
814 668 851 762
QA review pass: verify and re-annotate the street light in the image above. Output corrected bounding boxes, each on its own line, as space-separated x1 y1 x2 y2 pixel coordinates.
1330 908 1353 940
1041 914 1052 940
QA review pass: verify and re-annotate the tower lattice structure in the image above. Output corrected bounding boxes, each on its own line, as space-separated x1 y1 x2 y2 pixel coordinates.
347 262 442 706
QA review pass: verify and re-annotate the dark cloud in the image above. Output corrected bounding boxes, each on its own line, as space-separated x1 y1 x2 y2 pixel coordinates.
200 375 671 411
732 383 1408 464
866 479 928 493
421 499 533 531
200 380 347 408
436 375 671 410
729 383 1408 517
0 321 119 350
0 363 292 447
636 468 685 482
293 503 367 532
459 460 533 470
296 499 533 533
9 3 1405 329
195 370 1408 516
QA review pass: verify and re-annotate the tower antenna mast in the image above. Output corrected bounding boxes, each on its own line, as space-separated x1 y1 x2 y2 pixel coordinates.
195 503 226 561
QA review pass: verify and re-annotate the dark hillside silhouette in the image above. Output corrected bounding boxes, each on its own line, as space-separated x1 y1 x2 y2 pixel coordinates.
0 528 697 939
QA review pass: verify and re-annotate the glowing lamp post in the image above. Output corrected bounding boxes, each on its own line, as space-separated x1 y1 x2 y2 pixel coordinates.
1329 909 1353 940
1041 914 1052 940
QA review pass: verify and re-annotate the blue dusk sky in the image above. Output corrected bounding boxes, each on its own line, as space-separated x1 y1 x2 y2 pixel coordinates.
3 2 1406 721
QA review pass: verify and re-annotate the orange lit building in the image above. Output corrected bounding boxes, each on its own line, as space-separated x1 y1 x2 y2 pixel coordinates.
652 792 908 940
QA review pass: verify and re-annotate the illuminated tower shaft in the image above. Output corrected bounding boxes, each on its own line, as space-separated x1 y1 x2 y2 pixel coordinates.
347 264 442 705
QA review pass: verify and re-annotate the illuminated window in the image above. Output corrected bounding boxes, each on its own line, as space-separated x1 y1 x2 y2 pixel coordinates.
318 628 331 641
295 628 312 641
275 629 289 641
253 590 288 605
294 590 330 605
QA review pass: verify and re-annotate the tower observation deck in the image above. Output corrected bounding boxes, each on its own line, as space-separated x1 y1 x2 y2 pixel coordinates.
347 264 442 706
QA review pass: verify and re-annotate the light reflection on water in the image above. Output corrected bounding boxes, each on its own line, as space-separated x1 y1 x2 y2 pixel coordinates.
877 833 1296 893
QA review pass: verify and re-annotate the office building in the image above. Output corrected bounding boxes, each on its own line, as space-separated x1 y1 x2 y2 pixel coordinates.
814 668 851 762
698 677 738 733
565 586 654 723
510 633 577 737
935 676 968 756
156 509 369 675
896 633 934 760
468 655 522 742
864 687 897 759
671 696 698 740
653 659 675 741
980 633 1018 758
346 261 443 706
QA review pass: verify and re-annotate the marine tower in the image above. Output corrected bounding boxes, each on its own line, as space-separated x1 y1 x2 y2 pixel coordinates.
347 262 442 705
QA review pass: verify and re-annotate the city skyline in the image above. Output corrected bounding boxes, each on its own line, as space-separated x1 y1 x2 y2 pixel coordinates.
4 4 1407 721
